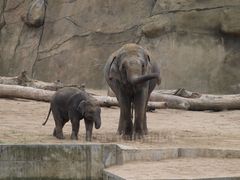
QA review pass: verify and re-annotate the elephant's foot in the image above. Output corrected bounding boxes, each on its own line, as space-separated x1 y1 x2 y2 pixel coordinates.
122 134 132 140
117 129 133 140
85 131 92 141
85 136 92 142
117 120 133 136
143 128 148 135
133 126 145 140
133 131 144 140
71 133 78 140
53 128 64 139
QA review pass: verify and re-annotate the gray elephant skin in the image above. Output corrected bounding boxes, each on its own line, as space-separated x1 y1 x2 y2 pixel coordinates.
104 43 160 139
42 87 101 141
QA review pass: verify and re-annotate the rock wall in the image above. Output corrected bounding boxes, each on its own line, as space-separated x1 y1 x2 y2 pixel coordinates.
1 0 240 93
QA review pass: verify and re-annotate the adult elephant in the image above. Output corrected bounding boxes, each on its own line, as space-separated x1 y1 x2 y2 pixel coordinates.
104 43 161 139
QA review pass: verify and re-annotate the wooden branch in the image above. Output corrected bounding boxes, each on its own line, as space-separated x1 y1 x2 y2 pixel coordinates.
0 84 167 109
0 71 85 91
1 79 240 111
0 84 54 101
150 91 240 111
95 95 167 109
150 92 190 110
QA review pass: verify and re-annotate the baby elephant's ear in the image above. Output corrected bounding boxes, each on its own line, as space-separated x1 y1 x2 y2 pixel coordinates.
77 100 86 116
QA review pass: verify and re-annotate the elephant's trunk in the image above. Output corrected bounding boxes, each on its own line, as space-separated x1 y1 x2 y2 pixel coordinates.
129 73 160 85
95 119 101 129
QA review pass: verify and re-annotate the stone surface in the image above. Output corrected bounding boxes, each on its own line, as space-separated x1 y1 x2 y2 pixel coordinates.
0 144 117 179
1 0 240 93
1 144 240 179
104 158 240 180
22 0 46 27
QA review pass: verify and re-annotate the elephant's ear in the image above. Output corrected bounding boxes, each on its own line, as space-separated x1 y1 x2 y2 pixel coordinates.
108 56 121 81
145 53 152 72
143 48 151 64
146 55 151 64
77 100 86 116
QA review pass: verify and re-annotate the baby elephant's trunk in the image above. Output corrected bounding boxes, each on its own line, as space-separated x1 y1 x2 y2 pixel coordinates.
95 119 101 129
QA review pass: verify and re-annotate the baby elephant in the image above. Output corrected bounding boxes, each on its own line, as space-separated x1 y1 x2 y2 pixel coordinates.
42 87 101 141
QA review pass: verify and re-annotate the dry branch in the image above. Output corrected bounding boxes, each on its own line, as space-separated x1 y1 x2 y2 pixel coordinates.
110 87 240 111
1 78 240 111
0 71 85 91
150 91 240 111
0 84 54 101
0 84 167 109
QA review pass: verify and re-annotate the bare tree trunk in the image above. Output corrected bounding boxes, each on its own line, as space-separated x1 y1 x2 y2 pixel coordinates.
1 82 240 111
0 84 54 101
0 71 84 91
0 84 167 109
150 91 240 111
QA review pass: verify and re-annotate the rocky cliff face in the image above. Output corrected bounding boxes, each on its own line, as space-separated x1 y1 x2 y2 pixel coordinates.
1 0 240 93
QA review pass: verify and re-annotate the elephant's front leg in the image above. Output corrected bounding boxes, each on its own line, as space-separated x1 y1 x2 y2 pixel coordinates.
134 90 148 139
84 119 93 141
118 94 133 139
70 118 80 140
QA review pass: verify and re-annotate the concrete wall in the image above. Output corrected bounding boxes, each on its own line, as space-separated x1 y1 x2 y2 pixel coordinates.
1 144 240 179
0 144 117 179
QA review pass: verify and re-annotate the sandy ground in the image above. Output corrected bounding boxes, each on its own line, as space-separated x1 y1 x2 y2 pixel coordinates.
0 90 240 149
105 158 240 179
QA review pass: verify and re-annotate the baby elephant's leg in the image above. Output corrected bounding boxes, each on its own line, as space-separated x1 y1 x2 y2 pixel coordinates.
84 119 93 141
69 110 80 140
70 118 80 140
51 107 65 139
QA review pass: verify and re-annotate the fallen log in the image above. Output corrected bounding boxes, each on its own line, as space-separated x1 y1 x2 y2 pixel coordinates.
150 92 240 111
0 84 55 101
0 84 167 109
0 71 85 91
1 84 240 111
93 95 167 109
110 88 240 110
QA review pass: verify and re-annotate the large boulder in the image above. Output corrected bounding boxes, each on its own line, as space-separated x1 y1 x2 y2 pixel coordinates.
1 0 240 93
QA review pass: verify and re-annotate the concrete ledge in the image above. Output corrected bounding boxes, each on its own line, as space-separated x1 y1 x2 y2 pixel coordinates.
0 144 117 179
103 158 240 180
1 144 240 179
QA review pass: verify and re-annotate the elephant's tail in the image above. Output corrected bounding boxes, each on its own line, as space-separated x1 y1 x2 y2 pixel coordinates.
42 107 51 126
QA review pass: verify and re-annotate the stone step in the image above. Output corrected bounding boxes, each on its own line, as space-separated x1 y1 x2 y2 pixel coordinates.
103 158 240 180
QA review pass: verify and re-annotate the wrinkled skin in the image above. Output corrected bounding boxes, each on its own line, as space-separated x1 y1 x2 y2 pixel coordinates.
42 87 101 141
104 43 160 139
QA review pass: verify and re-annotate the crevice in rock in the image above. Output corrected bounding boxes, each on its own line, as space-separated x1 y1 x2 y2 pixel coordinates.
64 17 82 28
0 0 7 30
31 0 47 78
151 5 240 16
38 32 91 55
37 51 62 62
150 0 157 16
46 13 81 24
38 24 140 56
4 0 24 12
8 22 25 74
31 25 45 78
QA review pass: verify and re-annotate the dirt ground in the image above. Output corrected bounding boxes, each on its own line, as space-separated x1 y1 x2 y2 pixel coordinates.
105 158 240 179
1 90 240 149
